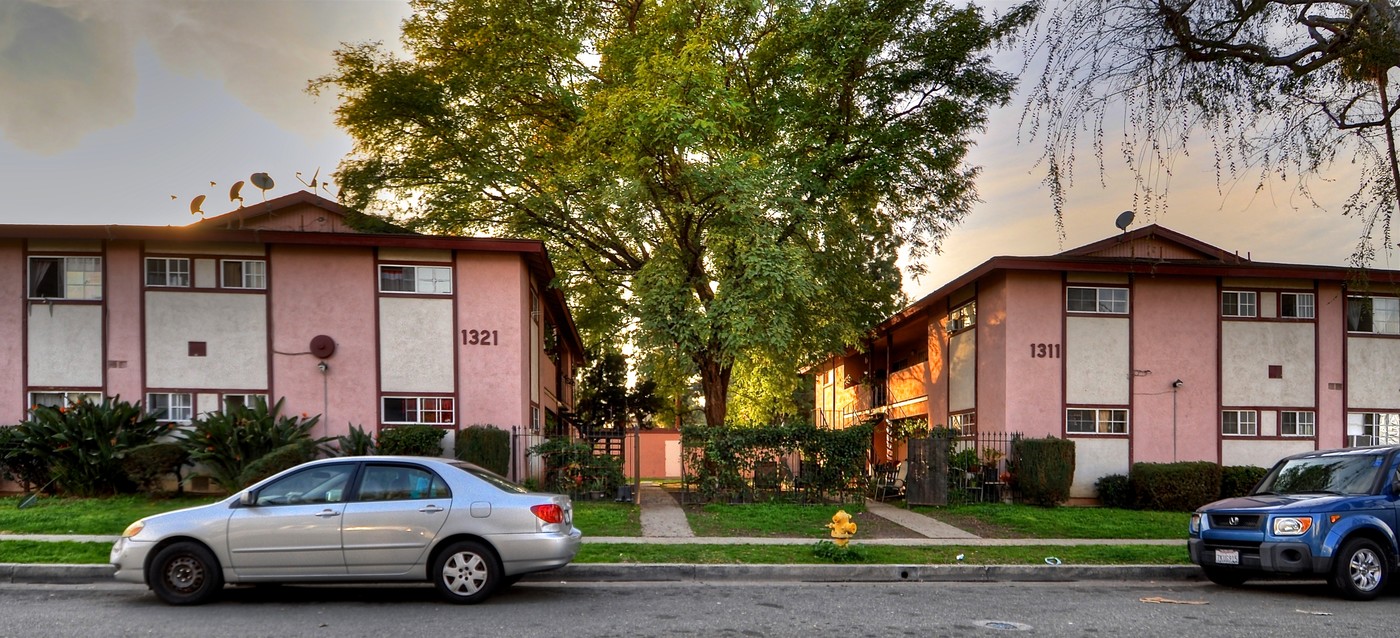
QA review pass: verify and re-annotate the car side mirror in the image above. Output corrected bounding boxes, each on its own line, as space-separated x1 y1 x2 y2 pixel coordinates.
239 491 256 507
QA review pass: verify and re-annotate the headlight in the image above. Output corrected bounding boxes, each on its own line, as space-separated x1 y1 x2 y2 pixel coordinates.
1190 513 1201 534
120 521 145 538
1272 516 1313 536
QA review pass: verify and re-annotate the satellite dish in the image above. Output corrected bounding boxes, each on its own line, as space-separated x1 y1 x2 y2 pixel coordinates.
250 172 275 192
1114 210 1134 232
190 195 206 217
229 181 245 206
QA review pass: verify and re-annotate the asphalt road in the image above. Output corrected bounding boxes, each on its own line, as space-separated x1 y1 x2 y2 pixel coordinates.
0 579 1393 637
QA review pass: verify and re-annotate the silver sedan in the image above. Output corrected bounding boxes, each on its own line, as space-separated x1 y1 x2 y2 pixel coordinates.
110 456 582 605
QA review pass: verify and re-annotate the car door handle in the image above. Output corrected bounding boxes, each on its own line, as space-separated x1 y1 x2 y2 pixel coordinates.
418 505 444 514
314 509 340 518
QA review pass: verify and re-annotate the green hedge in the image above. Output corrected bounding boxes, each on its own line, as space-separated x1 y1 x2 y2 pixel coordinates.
456 425 510 476
120 442 190 494
377 425 446 457
1094 473 1134 508
681 420 875 502
1219 465 1269 499
1131 461 1221 511
1012 437 1075 506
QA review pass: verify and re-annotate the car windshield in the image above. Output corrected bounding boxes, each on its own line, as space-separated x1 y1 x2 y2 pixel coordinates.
448 462 530 494
1254 453 1386 496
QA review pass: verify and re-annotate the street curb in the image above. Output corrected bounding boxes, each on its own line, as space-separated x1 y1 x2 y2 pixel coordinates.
0 562 1204 585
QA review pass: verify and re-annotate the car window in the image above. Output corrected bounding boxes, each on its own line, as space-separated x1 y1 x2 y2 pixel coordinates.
255 464 354 506
447 462 530 494
357 464 451 501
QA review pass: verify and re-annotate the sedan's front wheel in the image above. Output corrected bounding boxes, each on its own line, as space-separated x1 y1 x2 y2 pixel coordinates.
433 540 499 604
148 542 224 605
1331 538 1389 601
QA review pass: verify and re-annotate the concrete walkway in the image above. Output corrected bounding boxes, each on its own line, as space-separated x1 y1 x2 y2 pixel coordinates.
863 499 980 539
638 484 694 538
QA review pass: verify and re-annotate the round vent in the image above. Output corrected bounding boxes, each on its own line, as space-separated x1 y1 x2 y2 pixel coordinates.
310 335 336 359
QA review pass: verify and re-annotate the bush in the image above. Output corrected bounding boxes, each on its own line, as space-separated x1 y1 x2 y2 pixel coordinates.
456 425 510 475
121 442 190 494
177 397 326 493
1012 437 1075 506
1095 473 1134 508
529 437 625 498
13 397 169 496
680 420 875 502
1220 465 1269 499
1131 461 1222 511
377 425 446 456
336 424 376 456
238 440 321 486
0 425 50 492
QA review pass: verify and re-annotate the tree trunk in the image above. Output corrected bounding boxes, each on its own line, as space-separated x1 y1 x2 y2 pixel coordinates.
695 348 732 427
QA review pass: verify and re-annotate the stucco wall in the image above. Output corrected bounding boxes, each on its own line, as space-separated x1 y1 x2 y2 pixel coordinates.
379 297 456 393
999 271 1065 437
27 304 103 388
1221 439 1313 467
104 242 144 404
1071 437 1130 499
456 252 527 429
1065 316 1129 405
145 292 268 390
0 241 23 421
1347 335 1400 409
1316 283 1345 447
1221 321 1315 407
1131 276 1220 463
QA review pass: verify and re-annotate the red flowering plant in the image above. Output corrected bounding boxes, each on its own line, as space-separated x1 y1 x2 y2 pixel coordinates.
175 397 327 493
11 396 165 496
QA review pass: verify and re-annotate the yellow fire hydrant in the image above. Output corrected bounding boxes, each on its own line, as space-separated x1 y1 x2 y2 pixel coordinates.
827 510 858 547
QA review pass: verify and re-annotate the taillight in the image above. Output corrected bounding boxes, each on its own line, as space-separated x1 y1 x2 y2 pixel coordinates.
531 503 564 524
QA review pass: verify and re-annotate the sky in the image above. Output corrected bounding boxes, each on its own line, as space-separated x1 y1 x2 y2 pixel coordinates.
0 0 1383 302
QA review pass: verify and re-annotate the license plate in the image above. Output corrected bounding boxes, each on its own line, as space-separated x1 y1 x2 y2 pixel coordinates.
1214 549 1239 565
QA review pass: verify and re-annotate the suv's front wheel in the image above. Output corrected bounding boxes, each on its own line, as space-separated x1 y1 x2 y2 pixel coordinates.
1331 538 1389 601
1201 566 1252 587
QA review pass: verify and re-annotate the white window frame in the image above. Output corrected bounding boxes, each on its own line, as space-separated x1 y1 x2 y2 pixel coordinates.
221 259 267 290
378 264 452 295
147 392 194 423
221 393 267 411
949 411 976 433
1066 287 1128 314
145 257 191 288
28 391 100 410
1347 296 1400 335
1347 412 1400 447
948 302 976 333
1222 410 1258 436
28 256 102 300
1221 291 1257 318
1281 292 1315 319
1280 411 1316 437
1066 408 1128 434
382 396 455 425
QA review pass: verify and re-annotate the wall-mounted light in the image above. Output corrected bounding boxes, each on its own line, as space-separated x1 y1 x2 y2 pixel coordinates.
1172 379 1184 389
318 361 329 373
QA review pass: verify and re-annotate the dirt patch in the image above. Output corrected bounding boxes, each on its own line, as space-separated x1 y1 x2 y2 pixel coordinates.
914 510 1022 538
848 509 926 539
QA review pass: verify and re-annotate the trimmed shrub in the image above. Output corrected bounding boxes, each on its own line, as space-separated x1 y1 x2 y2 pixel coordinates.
336 424 376 456
456 425 510 475
1012 437 1075 506
14 397 169 496
529 437 625 498
377 425 446 457
680 420 876 502
1095 473 1134 508
238 440 321 487
177 397 325 492
0 425 50 492
1220 465 1270 499
1131 461 1222 511
121 442 190 494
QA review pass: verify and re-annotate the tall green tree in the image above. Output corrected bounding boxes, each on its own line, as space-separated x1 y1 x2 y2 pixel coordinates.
1023 0 1400 260
313 0 1036 426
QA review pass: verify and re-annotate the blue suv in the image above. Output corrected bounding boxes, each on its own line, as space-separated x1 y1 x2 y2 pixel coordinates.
1189 445 1400 600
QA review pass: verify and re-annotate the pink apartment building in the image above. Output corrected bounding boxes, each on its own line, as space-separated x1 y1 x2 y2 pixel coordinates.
0 192 583 485
814 225 1400 498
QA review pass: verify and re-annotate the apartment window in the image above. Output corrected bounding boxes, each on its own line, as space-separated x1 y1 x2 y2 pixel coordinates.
28 256 102 300
147 393 194 423
29 391 100 410
948 411 976 433
948 302 976 333
1221 291 1257 318
1280 411 1316 437
379 265 452 294
1066 408 1128 434
1066 287 1128 314
222 394 267 411
1347 412 1400 447
382 396 455 425
1281 292 1315 319
221 260 266 289
1347 296 1400 334
1222 410 1258 436
145 258 190 287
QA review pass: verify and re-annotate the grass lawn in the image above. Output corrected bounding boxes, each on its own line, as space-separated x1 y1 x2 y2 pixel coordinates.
0 540 111 564
910 503 1189 539
0 495 224 535
572 501 641 536
686 502 869 538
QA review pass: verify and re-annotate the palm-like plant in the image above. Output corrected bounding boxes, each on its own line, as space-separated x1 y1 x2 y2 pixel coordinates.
177 397 326 493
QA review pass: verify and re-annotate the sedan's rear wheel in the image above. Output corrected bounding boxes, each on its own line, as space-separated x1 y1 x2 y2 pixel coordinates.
148 542 223 605
433 540 499 604
1331 538 1388 601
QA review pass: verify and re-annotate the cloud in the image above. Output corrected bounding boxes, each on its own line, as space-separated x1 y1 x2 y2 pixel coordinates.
0 0 408 155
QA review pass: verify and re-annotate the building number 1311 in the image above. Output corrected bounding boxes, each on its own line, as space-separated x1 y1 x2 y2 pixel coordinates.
1030 343 1060 358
